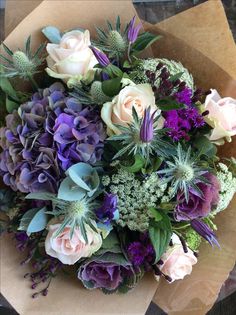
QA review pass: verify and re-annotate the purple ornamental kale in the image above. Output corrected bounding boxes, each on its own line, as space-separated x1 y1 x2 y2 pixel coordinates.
175 173 220 221
163 87 205 141
0 83 106 193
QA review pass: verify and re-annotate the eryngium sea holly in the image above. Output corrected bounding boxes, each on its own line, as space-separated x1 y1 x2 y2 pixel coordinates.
158 143 211 202
107 107 171 162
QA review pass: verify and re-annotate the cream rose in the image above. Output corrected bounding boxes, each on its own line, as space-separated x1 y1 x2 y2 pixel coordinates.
101 83 160 135
45 223 102 265
159 235 197 282
202 89 236 143
46 30 97 83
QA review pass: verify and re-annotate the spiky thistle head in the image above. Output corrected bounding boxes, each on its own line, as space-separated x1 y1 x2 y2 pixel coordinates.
0 36 45 80
48 197 98 243
94 16 128 59
158 143 211 202
107 106 171 162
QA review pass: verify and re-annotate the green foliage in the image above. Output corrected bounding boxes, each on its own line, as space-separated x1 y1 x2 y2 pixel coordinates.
132 32 162 54
194 135 217 158
149 211 172 264
19 207 48 236
42 26 62 44
101 77 122 97
120 154 145 173
156 97 186 111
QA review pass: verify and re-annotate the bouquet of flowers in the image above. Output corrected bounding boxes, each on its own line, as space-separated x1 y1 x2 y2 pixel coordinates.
1 14 236 299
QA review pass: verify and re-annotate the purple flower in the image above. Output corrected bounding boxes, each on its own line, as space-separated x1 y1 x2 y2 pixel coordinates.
191 219 220 247
95 193 118 224
140 108 155 143
163 87 205 141
174 87 192 106
0 83 106 193
90 46 110 67
78 260 131 291
127 233 155 270
128 16 142 44
175 173 220 221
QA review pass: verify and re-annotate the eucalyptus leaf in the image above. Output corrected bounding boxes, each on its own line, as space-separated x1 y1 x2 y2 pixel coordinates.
19 207 48 235
25 192 56 201
42 26 62 44
67 162 100 197
58 177 86 201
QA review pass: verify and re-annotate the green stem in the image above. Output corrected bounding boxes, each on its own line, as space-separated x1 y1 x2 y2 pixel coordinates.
127 42 132 64
28 75 39 91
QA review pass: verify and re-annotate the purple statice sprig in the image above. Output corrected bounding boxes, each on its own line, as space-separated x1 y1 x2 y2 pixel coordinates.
15 231 61 298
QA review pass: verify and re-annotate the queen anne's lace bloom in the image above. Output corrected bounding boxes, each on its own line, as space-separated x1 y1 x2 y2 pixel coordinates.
214 163 236 213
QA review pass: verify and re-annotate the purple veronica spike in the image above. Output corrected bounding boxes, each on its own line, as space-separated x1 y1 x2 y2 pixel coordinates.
140 108 155 143
191 219 220 248
128 16 142 44
95 193 118 224
90 46 110 67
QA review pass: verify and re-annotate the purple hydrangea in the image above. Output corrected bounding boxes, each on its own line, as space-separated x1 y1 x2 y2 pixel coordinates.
164 87 205 141
175 173 220 221
0 83 106 193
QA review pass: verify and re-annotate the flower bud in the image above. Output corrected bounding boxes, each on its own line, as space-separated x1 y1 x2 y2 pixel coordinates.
90 81 110 104
13 51 35 75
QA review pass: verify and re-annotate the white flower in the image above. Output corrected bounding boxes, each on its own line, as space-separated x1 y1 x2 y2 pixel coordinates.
46 30 97 83
45 223 102 265
158 234 197 282
101 83 162 135
201 89 236 144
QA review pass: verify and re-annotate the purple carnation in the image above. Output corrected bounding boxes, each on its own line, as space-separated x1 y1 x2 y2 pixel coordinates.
164 87 205 141
0 83 106 193
78 260 131 291
175 173 220 221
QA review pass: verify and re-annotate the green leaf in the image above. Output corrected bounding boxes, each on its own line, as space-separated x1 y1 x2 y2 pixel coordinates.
2 43 13 56
148 207 163 222
19 207 48 235
169 72 184 82
123 60 132 69
42 26 62 44
149 212 172 263
194 136 217 157
6 96 19 113
156 98 185 111
25 36 31 57
132 32 162 53
120 155 144 173
104 64 123 78
25 192 56 201
101 77 122 97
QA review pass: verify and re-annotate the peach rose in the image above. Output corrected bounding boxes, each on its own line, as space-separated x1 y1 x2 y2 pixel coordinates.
101 83 162 135
202 89 236 143
46 30 97 83
159 235 197 282
45 223 102 265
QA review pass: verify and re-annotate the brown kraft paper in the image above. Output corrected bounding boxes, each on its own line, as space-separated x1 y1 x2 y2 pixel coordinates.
1 1 236 314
